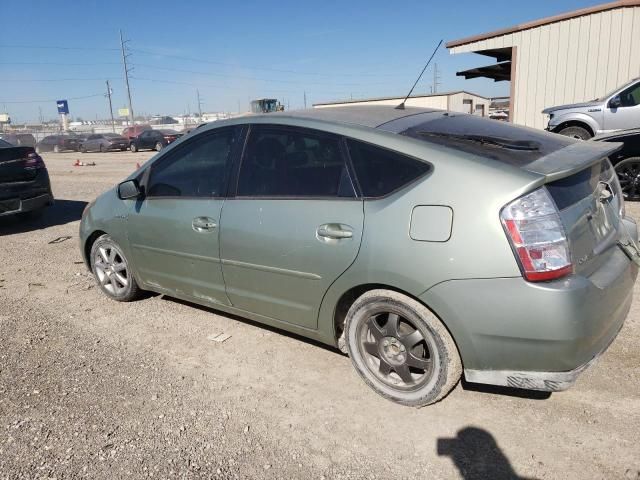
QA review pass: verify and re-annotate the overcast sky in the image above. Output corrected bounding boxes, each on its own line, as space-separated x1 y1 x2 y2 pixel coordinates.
1 0 606 122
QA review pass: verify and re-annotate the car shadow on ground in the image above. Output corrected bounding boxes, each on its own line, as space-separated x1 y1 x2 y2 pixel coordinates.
162 297 555 400
461 379 552 400
438 427 538 480
0 199 87 235
161 296 341 354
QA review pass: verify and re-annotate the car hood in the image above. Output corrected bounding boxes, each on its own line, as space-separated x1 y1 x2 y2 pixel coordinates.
542 101 602 114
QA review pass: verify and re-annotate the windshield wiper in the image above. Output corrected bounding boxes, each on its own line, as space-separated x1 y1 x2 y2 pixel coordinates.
415 131 540 151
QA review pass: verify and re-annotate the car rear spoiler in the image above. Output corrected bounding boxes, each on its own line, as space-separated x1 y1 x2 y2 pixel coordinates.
524 141 623 181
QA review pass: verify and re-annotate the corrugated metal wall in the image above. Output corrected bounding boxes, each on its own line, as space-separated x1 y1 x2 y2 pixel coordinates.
450 6 640 129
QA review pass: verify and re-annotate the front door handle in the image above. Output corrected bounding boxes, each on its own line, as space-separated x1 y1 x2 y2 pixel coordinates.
192 216 217 232
317 223 353 240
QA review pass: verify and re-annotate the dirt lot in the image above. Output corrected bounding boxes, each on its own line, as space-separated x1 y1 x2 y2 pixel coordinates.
1 150 639 479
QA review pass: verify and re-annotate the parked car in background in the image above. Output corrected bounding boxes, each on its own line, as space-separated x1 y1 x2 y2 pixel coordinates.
592 128 640 200
35 135 81 153
0 133 36 148
80 133 130 153
543 77 640 139
0 138 53 218
129 129 180 152
80 106 636 406
121 125 151 142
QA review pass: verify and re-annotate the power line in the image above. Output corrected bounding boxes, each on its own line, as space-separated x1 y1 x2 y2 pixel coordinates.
0 44 119 51
0 43 410 79
129 76 367 97
0 93 105 104
0 61 122 66
132 63 393 87
130 48 408 78
0 77 120 82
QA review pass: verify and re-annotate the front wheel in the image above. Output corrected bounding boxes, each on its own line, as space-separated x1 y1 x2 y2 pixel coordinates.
345 290 462 407
90 234 142 302
130 143 137 152
557 125 592 140
615 157 640 201
99 144 105 153
155 141 163 151
53 144 61 153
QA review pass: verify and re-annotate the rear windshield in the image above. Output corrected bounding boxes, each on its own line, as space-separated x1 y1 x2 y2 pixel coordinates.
545 160 610 210
381 112 576 168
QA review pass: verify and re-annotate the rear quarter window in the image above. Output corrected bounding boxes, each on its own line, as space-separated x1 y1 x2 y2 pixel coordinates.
346 139 431 198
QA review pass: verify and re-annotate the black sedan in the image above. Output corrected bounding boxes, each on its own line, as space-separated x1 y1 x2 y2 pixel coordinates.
129 129 182 152
0 139 54 218
80 133 130 153
592 129 640 200
35 135 81 153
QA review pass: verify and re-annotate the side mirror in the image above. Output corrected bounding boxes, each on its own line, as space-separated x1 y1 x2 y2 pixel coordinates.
118 179 143 200
609 95 621 109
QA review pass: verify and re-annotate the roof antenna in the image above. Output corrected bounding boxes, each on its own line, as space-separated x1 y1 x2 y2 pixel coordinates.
396 39 443 110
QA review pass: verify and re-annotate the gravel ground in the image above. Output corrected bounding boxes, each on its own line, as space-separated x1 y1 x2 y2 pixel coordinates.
1 150 639 479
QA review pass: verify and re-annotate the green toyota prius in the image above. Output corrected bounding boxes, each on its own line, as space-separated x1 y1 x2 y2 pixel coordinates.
80 106 637 406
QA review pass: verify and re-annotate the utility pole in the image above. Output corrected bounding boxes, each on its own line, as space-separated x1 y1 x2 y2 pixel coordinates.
105 80 115 133
196 89 203 119
303 91 307 109
119 30 134 126
433 63 441 94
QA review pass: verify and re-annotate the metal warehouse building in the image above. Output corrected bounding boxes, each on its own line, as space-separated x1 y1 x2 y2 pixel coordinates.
313 91 491 117
447 0 640 129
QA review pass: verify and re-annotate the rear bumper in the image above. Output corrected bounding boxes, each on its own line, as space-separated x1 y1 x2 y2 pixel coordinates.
463 320 623 391
0 193 53 216
0 169 54 216
421 221 637 390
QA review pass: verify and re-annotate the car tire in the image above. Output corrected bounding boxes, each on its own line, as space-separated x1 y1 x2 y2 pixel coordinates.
557 125 592 140
80 145 86 153
90 234 142 302
344 289 462 407
53 144 61 153
130 143 137 153
99 144 105 153
155 142 163 151
614 157 640 201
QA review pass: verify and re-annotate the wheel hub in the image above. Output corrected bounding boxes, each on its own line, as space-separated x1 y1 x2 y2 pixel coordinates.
380 336 406 365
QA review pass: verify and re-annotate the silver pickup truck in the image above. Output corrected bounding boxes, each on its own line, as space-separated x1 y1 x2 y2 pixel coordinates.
543 78 640 139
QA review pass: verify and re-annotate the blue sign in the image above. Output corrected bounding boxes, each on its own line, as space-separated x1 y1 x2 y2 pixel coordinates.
56 100 69 115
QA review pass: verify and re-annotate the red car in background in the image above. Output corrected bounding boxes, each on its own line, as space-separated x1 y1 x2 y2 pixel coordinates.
121 125 151 143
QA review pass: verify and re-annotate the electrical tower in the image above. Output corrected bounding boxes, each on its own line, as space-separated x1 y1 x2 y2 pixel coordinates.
432 63 441 94
105 80 115 133
197 89 203 119
120 30 134 126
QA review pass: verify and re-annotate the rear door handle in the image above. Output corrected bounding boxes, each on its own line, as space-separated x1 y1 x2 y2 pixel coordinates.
192 216 217 232
317 223 353 240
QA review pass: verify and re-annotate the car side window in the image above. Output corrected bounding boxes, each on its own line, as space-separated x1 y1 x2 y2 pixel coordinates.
237 126 354 198
146 128 236 198
346 139 431 198
620 82 640 107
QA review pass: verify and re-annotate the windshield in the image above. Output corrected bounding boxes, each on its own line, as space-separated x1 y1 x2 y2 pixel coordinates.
0 139 11 148
596 78 639 101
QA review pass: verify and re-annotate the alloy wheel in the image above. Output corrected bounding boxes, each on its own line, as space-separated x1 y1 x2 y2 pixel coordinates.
93 243 130 296
357 311 436 391
615 159 640 201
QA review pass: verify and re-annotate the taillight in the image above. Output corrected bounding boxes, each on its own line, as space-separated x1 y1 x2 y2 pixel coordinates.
500 188 572 282
24 152 45 170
